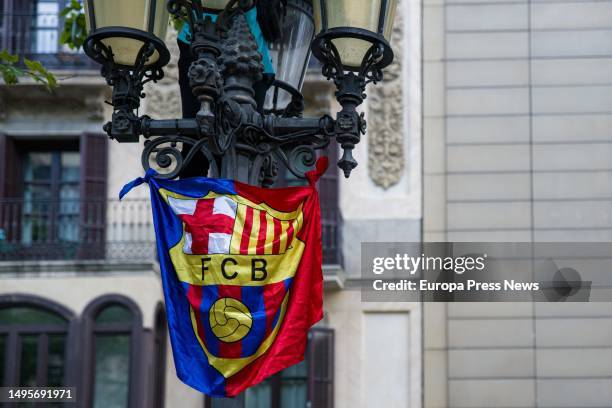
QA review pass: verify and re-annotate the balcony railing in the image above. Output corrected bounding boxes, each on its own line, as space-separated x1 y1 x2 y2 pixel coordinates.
0 198 155 262
1 9 98 70
0 198 342 266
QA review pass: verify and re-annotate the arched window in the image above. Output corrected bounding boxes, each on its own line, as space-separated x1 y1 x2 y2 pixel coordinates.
0 295 76 388
82 295 142 408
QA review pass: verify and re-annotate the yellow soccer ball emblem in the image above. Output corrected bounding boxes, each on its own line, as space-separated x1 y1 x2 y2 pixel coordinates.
209 297 253 342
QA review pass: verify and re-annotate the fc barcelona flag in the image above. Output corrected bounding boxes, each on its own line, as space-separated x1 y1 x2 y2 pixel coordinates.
119 158 327 397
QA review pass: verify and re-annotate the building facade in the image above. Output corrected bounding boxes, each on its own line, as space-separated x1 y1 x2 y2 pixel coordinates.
0 1 423 407
423 0 612 406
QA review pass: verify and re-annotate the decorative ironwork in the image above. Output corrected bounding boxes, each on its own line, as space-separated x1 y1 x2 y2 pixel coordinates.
141 135 220 179
311 27 392 177
84 0 395 184
84 28 170 143
265 80 306 118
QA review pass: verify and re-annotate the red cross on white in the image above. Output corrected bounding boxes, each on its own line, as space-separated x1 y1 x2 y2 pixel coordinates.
168 196 237 255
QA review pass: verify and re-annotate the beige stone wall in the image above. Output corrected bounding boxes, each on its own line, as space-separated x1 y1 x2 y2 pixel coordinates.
423 0 612 406
323 290 421 408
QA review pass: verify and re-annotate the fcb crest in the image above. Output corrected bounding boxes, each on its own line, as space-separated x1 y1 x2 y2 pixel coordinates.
119 157 326 397
160 189 305 378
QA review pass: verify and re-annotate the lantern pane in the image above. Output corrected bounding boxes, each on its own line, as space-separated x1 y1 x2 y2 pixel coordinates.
87 0 147 31
320 0 381 32
382 0 399 40
84 0 169 67
265 0 315 110
152 0 171 41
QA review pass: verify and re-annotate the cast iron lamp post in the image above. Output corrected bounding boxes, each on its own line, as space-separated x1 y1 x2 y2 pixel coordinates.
83 0 398 185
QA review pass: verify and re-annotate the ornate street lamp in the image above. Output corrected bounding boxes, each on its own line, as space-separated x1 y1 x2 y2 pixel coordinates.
311 0 398 174
83 0 397 184
83 0 172 143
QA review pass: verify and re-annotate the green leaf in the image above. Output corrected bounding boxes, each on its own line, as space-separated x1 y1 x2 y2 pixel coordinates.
59 31 71 44
45 72 58 90
0 51 56 91
0 49 19 64
0 64 22 85
76 13 86 27
23 57 57 91
23 58 45 74
59 3 87 50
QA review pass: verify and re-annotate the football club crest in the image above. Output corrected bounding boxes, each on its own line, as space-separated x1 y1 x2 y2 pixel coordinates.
119 157 327 397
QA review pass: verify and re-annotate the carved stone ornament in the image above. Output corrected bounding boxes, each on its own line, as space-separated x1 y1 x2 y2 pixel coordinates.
367 2 405 189
85 94 105 120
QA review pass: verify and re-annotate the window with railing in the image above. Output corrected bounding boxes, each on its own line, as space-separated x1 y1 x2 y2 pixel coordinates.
0 0 96 69
0 133 141 262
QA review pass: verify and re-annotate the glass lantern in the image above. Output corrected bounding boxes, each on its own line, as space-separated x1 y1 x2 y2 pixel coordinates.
265 0 315 110
312 0 398 69
83 0 170 68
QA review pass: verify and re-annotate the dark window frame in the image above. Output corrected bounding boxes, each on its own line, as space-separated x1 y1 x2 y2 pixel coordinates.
0 294 79 391
81 294 143 408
